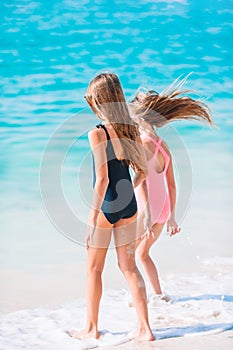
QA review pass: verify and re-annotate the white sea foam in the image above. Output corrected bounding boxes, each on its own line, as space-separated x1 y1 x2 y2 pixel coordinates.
0 257 232 349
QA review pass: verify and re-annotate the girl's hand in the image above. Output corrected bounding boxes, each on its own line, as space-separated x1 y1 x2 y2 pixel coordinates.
85 226 95 249
143 211 154 239
167 217 181 237
86 211 98 249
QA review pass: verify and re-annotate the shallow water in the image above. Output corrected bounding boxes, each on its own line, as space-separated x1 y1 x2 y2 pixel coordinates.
0 257 232 350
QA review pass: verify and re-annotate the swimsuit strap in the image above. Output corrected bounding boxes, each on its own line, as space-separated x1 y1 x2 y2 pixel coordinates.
96 124 110 140
154 137 170 167
96 124 117 158
157 137 162 145
143 135 170 171
143 135 161 157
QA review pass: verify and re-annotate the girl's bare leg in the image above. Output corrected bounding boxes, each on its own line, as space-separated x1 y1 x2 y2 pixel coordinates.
114 215 154 341
67 212 112 339
136 222 164 295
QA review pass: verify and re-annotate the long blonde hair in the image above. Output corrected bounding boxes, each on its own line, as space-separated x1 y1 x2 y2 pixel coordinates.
85 72 146 174
129 78 214 128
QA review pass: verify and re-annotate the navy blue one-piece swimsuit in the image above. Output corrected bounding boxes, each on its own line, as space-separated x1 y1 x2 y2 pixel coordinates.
92 124 137 224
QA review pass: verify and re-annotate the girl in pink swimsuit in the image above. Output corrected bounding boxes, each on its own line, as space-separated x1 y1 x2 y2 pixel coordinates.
129 82 214 301
139 133 171 226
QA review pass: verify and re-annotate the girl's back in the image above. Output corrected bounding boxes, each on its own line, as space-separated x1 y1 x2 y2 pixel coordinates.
136 132 171 225
93 124 137 224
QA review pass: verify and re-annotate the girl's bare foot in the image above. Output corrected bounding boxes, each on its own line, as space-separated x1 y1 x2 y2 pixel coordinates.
66 328 99 339
128 329 155 341
160 294 171 302
149 294 172 304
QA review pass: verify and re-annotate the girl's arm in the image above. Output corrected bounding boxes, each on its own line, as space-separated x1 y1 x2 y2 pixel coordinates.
132 135 147 188
164 145 181 236
133 137 152 236
132 171 146 188
87 128 109 244
139 178 152 236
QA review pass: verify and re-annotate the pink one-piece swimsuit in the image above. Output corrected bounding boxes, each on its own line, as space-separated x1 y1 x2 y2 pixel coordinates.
136 134 171 225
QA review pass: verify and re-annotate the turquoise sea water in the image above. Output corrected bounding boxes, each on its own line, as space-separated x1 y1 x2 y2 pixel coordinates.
0 0 233 310
1 0 233 206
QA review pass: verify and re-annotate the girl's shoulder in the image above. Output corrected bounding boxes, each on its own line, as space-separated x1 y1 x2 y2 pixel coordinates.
160 139 171 157
88 126 106 145
160 137 171 155
141 132 162 146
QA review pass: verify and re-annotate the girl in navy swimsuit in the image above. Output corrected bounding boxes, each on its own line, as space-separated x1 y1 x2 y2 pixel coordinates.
67 73 154 341
93 124 137 224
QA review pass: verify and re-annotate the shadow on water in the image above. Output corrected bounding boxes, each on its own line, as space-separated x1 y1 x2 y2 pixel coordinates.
153 322 233 340
97 322 233 344
175 294 233 303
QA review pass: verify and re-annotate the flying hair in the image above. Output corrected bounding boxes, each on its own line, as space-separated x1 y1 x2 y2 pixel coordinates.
129 74 214 128
85 72 147 175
